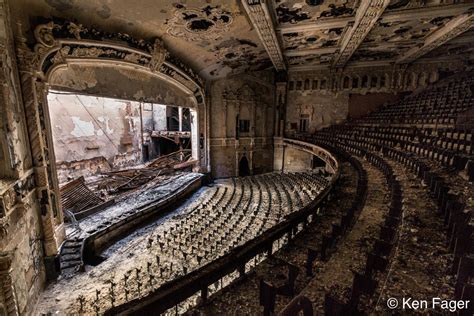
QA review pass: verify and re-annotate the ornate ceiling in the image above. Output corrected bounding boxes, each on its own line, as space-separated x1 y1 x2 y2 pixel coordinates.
9 0 474 80
10 0 273 80
271 0 474 70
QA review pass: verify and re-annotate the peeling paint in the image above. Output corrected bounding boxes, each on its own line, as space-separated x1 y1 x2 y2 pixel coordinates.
70 117 95 137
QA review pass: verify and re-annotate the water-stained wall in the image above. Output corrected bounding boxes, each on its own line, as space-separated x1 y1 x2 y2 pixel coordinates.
209 72 275 178
285 90 349 136
47 93 170 182
49 64 196 108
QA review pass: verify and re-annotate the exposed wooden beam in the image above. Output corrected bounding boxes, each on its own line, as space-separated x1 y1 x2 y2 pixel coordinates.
332 0 390 68
396 11 474 64
242 0 286 71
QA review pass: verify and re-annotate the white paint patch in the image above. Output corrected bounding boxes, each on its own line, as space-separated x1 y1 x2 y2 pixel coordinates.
97 116 114 134
96 129 104 136
70 117 95 137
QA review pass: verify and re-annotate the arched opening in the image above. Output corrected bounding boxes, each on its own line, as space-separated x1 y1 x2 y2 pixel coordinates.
343 76 350 89
362 75 369 88
46 64 198 185
352 76 359 89
20 21 206 272
304 79 310 90
371 75 378 88
239 155 251 177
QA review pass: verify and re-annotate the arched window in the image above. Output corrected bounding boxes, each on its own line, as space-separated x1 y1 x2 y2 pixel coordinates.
320 78 327 89
362 75 369 88
371 75 378 88
343 76 350 89
352 76 359 89
296 81 303 90
304 79 310 90
312 79 319 90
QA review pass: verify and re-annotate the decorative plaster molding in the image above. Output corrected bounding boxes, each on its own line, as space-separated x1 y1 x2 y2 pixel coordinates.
24 21 204 96
333 0 390 68
242 0 286 71
397 12 474 64
277 3 473 34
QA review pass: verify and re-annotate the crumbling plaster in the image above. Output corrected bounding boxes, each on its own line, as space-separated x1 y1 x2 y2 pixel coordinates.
49 64 196 108
9 0 272 80
209 72 275 178
285 89 349 136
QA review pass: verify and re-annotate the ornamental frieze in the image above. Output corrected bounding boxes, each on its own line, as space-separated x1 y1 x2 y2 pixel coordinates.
25 20 204 94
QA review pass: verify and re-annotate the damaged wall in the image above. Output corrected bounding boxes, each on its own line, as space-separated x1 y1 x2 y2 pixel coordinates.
47 93 170 183
0 1 53 314
285 90 349 136
348 92 402 119
49 64 196 108
209 72 275 178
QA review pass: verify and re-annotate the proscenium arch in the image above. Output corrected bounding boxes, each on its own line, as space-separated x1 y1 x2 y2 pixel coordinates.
16 20 208 257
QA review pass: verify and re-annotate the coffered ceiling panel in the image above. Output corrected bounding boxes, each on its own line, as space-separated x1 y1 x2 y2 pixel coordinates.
10 0 474 77
273 0 473 70
275 0 357 25
282 27 343 51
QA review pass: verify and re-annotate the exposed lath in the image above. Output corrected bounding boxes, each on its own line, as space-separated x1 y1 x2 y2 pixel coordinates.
332 0 390 68
397 12 474 64
242 0 286 71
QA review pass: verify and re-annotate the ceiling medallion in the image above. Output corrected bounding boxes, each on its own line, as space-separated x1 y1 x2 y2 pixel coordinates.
167 5 233 41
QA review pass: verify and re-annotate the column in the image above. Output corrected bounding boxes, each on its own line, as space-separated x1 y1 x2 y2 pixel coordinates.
0 253 19 316
190 108 199 163
178 106 183 132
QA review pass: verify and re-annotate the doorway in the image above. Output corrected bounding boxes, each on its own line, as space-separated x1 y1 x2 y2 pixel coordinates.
239 156 251 177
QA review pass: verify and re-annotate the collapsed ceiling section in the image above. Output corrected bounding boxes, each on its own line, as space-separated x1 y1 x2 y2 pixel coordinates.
9 0 474 78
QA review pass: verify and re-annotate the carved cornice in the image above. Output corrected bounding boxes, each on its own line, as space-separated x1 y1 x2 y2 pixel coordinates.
397 12 474 64
18 20 205 100
333 0 390 68
242 0 286 71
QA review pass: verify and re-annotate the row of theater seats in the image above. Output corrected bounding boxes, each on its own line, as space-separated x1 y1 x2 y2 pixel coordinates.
279 74 473 315
319 124 473 177
260 144 369 315
69 172 330 314
358 72 473 126
258 138 404 314
302 136 404 314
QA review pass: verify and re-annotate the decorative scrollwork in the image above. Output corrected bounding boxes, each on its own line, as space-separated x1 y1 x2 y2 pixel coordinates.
149 38 168 73
167 5 233 41
34 21 58 48
28 19 205 96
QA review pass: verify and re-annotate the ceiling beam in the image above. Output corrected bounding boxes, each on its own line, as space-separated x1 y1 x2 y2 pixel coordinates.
284 47 337 57
396 11 474 64
241 0 286 71
332 0 390 68
277 3 473 34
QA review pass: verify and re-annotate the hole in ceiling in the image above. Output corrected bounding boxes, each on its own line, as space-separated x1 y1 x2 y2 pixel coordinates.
188 19 215 31
306 0 324 6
